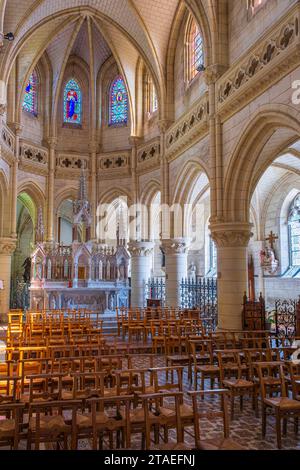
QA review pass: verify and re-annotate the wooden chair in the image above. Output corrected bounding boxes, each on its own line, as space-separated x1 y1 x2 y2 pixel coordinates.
190 340 220 391
76 395 132 450
257 362 300 449
217 350 258 419
0 402 25 450
188 389 244 450
142 391 192 450
27 399 81 450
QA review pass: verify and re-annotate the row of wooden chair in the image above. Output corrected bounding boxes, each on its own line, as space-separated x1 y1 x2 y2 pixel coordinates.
0 389 240 450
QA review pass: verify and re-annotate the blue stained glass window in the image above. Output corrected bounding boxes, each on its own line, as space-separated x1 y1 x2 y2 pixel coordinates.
63 78 82 125
23 71 38 116
109 76 128 126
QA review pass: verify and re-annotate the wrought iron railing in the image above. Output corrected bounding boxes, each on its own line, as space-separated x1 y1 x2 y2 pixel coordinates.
274 298 298 338
180 277 218 330
10 278 30 311
144 277 166 307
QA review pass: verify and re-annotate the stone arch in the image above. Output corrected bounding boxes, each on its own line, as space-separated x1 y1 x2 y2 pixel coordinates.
0 169 9 237
224 104 300 224
17 181 46 224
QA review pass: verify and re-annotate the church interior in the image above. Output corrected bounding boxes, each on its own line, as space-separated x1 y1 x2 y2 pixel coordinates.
1 0 300 452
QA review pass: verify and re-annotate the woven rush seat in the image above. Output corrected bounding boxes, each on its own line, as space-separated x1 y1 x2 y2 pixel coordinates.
120 407 156 424
0 419 15 435
264 397 300 409
223 378 254 388
159 403 193 418
197 364 219 373
29 414 69 433
75 412 110 428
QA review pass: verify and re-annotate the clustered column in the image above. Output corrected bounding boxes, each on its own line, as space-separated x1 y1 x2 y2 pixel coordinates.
162 238 189 308
128 241 154 308
210 222 253 331
89 141 98 241
47 138 57 242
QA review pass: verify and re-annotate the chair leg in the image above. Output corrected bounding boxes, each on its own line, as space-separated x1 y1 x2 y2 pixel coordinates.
275 410 282 450
262 404 266 437
230 393 235 420
294 417 299 435
283 418 287 437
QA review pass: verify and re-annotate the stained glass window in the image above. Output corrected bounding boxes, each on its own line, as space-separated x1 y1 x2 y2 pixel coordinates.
190 22 204 80
109 76 128 126
288 194 300 266
23 71 38 116
63 78 82 125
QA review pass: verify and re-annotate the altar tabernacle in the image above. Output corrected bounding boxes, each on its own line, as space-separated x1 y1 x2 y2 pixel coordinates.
29 172 130 313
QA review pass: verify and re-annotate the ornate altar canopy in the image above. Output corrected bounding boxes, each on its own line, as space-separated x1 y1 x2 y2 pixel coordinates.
29 172 130 314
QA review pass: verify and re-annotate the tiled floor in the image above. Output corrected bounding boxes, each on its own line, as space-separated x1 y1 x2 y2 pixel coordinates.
8 355 300 451
1 331 299 451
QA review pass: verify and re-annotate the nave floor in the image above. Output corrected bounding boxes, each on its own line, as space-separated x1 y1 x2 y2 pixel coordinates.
3 354 299 451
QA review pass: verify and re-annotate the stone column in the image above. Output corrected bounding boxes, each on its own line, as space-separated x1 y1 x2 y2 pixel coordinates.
210 223 253 331
47 138 57 242
0 238 17 321
10 124 22 238
158 120 171 239
89 141 97 241
162 238 189 308
128 241 154 308
129 136 142 240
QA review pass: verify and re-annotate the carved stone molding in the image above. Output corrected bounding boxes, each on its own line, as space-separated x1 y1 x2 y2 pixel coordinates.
0 238 17 255
20 141 48 165
161 238 190 255
165 93 209 160
137 138 160 172
127 241 154 257
210 223 253 248
217 4 300 120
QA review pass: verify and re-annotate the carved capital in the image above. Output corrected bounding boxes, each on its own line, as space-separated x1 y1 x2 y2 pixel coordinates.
157 119 173 134
204 64 227 85
161 238 190 255
0 237 17 255
13 123 23 136
127 241 154 257
210 222 253 248
47 137 58 150
0 103 7 115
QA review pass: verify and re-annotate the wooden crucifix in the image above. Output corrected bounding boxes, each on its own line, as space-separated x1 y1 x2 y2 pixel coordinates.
265 231 278 250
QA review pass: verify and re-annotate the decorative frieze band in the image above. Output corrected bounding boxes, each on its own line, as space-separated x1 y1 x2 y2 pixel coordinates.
165 93 209 159
1 123 15 157
217 5 300 120
98 152 131 179
56 154 89 170
137 139 160 172
20 141 48 165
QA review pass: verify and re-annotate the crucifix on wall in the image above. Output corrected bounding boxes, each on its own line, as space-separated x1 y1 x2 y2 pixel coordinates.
265 231 278 250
